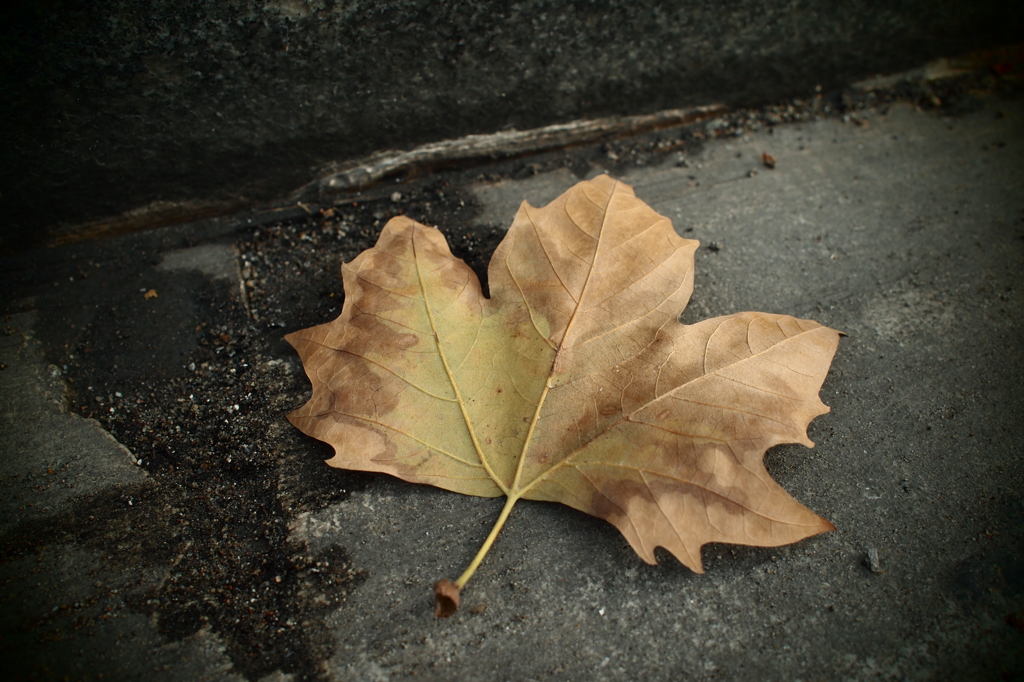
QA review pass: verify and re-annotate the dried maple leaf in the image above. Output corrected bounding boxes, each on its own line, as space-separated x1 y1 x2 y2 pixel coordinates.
287 175 840 616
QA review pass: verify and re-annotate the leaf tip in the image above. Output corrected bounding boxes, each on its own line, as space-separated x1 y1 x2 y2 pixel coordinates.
433 579 461 618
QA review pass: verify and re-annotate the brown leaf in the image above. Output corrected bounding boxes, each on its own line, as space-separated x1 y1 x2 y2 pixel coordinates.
287 176 840 614
761 152 777 169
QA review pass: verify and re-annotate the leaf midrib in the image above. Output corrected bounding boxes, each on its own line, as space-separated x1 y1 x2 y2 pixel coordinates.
506 180 618 497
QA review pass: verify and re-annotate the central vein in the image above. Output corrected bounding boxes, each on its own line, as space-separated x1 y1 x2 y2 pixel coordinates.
511 181 617 494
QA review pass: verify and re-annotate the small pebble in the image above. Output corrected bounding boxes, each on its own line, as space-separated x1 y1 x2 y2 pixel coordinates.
867 548 881 573
390 191 402 203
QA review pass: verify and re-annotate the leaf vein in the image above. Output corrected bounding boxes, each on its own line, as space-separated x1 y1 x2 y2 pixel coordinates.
316 412 482 468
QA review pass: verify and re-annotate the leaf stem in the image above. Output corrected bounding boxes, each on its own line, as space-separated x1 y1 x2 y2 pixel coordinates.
455 493 520 589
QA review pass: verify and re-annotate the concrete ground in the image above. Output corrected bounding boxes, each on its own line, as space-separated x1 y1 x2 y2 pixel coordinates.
1 81 1022 680
5 3 1019 248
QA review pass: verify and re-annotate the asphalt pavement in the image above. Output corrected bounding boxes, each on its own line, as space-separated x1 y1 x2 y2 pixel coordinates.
1 81 1022 681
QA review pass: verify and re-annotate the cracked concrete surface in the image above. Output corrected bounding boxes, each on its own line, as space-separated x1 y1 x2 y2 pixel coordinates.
0 312 146 533
1 92 1021 680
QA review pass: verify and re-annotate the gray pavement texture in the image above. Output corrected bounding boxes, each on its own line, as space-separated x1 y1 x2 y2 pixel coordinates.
3 1 1022 248
1 87 1023 680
